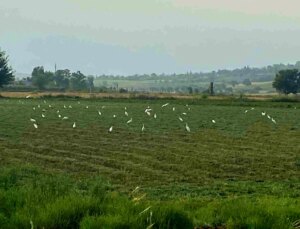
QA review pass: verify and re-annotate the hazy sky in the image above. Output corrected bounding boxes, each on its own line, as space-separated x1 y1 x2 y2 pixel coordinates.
1 0 300 75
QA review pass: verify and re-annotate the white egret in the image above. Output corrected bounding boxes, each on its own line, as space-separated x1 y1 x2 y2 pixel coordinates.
26 95 31 99
178 117 183 122
42 114 45 118
33 123 38 129
262 112 266 116
48 105 52 108
125 111 128 116
30 118 36 122
64 105 67 109
58 114 62 118
86 106 89 109
127 118 133 124
142 124 145 132
33 107 36 110
98 111 102 116
172 107 175 111
109 126 113 132
271 118 276 124
57 110 60 113
62 116 69 120
113 114 117 118
154 113 157 119
161 103 169 108
244 110 248 113
212 120 216 124
251 107 255 110
146 111 151 116
182 112 187 115
73 122 76 128
267 115 271 119
185 123 190 132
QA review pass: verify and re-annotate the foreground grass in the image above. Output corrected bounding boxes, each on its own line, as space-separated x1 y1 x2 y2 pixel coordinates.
0 98 299 228
0 166 299 229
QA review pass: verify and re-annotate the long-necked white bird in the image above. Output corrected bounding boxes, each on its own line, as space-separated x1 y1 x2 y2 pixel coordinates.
33 123 38 129
109 126 113 132
182 112 187 116
161 103 169 108
142 124 145 132
42 114 45 118
178 117 183 122
73 122 76 128
62 116 69 120
262 112 266 116
185 123 190 132
271 118 276 124
127 118 133 124
125 111 128 116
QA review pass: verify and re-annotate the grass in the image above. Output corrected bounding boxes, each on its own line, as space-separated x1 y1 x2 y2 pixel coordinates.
0 97 299 228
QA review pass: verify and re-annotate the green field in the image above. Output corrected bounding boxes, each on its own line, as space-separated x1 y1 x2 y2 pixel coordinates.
0 97 299 228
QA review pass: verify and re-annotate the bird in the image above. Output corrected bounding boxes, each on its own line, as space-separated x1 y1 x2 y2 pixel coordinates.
73 122 76 128
69 105 72 108
57 110 60 113
62 116 69 120
154 113 157 119
271 118 276 124
267 115 271 119
101 106 106 109
172 107 175 111
26 95 31 99
86 106 89 109
178 117 183 122
142 124 145 132
33 107 36 110
161 103 169 108
58 114 62 118
30 118 36 122
64 105 67 109
182 112 187 115
98 111 102 116
125 111 128 116
109 126 113 132
48 105 52 108
42 114 45 118
212 120 216 124
185 123 190 132
37 105 40 108
127 118 133 124
33 123 38 129
146 111 151 116
262 112 266 116
244 110 248 113
113 114 117 118
124 107 127 110
251 107 255 110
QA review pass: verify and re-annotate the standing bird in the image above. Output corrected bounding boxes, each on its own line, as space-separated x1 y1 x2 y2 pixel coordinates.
178 117 183 122
142 124 145 132
125 111 128 116
73 122 76 128
42 114 45 118
212 120 216 124
33 123 38 129
30 118 36 122
172 107 175 111
182 112 187 116
109 126 113 132
154 113 157 119
98 111 102 116
185 123 190 132
127 118 133 124
161 103 169 108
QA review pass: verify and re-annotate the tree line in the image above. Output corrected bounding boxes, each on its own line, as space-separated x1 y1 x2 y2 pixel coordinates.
0 47 299 94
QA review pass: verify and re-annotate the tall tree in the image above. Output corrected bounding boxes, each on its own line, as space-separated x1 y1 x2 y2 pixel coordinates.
31 66 51 90
272 69 300 94
70 71 87 90
0 48 15 87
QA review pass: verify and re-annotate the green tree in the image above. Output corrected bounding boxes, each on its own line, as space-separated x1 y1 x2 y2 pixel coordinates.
54 69 71 89
272 69 300 94
32 66 47 90
0 48 14 87
70 71 87 91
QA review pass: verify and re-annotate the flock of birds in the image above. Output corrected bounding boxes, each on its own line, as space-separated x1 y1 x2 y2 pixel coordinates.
25 98 279 133
28 100 198 132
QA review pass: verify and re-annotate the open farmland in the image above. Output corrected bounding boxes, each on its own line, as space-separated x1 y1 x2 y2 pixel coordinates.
0 97 300 228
